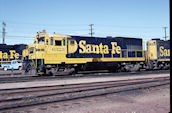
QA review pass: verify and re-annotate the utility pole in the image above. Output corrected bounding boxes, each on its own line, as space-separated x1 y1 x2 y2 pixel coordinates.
163 27 168 41
2 21 6 44
89 24 94 37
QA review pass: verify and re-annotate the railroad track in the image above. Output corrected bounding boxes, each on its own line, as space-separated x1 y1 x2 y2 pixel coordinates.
0 69 170 83
0 76 170 111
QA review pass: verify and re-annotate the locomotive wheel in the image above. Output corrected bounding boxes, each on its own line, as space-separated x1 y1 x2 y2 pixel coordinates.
68 68 77 75
46 69 53 76
163 63 170 70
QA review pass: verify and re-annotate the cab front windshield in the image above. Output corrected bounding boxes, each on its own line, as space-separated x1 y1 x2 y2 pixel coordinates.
37 38 45 44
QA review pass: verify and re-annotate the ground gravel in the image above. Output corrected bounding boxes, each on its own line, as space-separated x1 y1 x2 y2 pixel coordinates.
2 84 169 113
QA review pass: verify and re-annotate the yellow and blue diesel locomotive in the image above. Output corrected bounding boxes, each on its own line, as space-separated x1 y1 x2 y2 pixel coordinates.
23 30 170 75
147 39 170 69
23 30 146 75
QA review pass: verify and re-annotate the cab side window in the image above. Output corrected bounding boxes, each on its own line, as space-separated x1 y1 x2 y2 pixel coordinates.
46 39 49 45
51 38 53 45
70 40 74 45
55 40 62 46
63 40 66 46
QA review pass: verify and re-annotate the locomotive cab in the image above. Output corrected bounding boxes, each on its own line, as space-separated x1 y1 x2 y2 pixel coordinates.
25 30 73 75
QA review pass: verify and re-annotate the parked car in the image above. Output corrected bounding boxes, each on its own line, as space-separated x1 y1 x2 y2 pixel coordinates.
0 60 22 71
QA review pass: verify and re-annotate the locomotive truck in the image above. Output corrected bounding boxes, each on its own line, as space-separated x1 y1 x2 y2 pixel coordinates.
22 30 170 75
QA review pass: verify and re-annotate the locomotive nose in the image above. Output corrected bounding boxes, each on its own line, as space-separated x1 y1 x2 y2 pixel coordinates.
28 44 45 59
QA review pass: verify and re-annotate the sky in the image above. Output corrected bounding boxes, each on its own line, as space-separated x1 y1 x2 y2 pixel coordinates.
0 0 170 48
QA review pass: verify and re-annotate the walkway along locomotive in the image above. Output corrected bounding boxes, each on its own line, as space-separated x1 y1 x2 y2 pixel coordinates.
22 30 170 75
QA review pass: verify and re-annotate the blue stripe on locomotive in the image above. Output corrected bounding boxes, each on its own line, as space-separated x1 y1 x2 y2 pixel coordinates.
67 36 143 58
156 40 170 59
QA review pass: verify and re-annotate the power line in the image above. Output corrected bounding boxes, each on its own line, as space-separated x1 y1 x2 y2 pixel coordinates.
5 35 34 39
0 20 88 27
1 20 166 28
96 24 164 28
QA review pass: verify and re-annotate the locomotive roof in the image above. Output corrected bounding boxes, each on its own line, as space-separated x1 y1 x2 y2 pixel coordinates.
69 35 142 40
37 30 142 40
0 44 27 46
0 44 27 49
47 33 69 38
